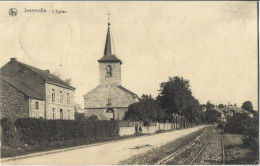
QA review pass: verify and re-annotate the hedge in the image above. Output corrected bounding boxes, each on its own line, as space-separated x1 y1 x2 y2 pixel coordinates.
1 118 119 146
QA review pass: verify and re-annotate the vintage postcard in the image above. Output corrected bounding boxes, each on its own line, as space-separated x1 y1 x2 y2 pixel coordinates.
0 1 258 165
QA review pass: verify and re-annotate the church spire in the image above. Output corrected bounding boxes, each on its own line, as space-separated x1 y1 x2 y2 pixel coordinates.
98 12 122 64
103 19 112 57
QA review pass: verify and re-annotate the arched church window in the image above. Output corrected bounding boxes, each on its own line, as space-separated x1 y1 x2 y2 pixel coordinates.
105 65 112 77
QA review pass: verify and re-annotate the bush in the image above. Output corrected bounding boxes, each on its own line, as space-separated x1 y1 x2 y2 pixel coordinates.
0 118 22 148
86 115 98 121
224 113 259 152
11 118 119 146
224 113 252 134
242 116 259 152
217 122 226 129
75 112 85 121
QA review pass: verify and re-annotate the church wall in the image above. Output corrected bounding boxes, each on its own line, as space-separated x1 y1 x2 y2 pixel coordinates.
99 63 121 85
84 85 137 108
84 107 128 120
114 108 128 120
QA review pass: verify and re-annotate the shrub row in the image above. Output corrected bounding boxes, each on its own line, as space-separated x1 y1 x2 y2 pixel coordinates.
223 113 259 152
1 118 119 146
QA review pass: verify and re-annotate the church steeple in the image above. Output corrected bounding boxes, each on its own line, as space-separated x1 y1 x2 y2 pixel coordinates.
103 22 112 57
98 13 122 64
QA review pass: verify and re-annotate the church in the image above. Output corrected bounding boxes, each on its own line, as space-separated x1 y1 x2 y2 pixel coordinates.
83 20 139 120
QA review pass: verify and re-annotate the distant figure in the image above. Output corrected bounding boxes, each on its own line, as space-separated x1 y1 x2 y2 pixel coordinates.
139 126 142 133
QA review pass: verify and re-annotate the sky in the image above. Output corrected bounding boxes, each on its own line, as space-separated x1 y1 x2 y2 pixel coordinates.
0 1 258 109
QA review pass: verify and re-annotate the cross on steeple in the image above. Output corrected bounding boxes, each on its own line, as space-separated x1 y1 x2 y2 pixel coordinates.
107 98 112 106
108 10 111 26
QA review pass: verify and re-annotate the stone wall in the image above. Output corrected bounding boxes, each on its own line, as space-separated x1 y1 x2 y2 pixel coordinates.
29 99 45 119
84 108 128 120
141 126 157 134
0 79 29 121
119 127 135 136
45 83 75 120
84 85 137 108
0 60 46 98
84 85 137 120
99 62 121 85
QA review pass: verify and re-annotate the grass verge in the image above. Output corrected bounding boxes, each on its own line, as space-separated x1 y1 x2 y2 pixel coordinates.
223 134 259 164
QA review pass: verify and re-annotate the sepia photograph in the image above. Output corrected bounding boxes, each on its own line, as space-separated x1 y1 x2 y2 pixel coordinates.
0 1 259 165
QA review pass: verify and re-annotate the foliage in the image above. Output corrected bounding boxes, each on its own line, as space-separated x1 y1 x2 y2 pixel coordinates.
52 71 72 85
6 118 119 146
218 104 225 108
224 113 252 134
124 95 166 124
204 110 221 123
74 102 83 112
157 76 203 121
205 101 214 111
0 118 21 148
74 112 85 121
242 116 259 152
86 115 98 120
217 121 226 129
224 111 258 152
241 101 254 113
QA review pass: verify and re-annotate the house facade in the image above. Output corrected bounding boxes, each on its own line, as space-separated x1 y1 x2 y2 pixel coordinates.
211 105 254 122
84 21 139 120
0 58 75 120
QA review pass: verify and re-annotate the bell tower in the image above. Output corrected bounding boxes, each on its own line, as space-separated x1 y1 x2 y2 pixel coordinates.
98 13 122 86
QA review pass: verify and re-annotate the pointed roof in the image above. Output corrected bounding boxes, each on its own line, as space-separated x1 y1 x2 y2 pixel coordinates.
98 22 122 64
0 59 75 90
0 76 44 100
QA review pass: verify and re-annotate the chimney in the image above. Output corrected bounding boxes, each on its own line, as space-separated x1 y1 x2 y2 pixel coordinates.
10 58 17 62
44 70 50 73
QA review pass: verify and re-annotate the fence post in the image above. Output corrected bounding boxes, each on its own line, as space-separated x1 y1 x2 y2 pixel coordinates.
181 116 183 129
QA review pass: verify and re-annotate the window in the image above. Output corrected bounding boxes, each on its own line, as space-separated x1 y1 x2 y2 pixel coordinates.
52 108 55 119
18 68 23 73
105 65 112 77
68 110 70 119
51 89 55 102
59 91 63 103
67 93 70 105
35 101 39 110
60 109 63 119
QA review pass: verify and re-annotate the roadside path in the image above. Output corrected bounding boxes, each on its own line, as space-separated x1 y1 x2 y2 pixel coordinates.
2 125 206 165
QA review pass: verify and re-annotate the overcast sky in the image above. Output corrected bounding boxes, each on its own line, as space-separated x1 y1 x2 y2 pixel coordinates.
0 1 258 109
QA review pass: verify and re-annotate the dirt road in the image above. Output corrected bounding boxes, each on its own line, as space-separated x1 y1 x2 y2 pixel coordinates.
2 125 205 165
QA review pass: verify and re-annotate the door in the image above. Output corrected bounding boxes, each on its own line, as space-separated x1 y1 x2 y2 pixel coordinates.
60 109 63 119
106 108 114 120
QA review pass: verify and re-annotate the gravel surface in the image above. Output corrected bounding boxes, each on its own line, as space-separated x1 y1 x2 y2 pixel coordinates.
164 127 212 165
194 128 223 165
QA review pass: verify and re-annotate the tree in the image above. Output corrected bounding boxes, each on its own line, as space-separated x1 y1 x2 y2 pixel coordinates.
124 95 166 124
156 76 203 121
218 104 225 108
242 116 259 152
74 102 83 113
205 110 221 123
242 101 253 113
52 71 72 85
224 112 252 134
205 101 214 111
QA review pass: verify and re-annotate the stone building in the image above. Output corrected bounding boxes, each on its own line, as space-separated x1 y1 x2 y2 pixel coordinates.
0 58 75 120
84 21 139 120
